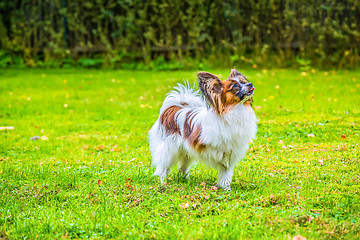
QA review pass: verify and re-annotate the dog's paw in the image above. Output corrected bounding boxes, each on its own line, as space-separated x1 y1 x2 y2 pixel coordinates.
216 183 232 191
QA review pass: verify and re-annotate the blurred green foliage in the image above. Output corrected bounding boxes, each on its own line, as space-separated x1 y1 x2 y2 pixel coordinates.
0 0 359 69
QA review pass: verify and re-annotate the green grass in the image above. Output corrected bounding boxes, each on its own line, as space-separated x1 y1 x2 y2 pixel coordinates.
0 68 360 239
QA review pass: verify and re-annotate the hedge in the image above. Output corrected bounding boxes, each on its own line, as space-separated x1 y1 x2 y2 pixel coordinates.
0 0 359 68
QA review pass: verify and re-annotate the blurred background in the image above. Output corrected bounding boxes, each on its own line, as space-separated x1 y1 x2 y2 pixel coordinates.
0 0 359 70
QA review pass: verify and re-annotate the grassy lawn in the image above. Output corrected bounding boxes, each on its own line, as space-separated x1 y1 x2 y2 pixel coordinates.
0 68 359 239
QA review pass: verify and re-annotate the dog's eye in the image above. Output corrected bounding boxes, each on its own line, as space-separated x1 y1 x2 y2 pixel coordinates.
230 84 239 91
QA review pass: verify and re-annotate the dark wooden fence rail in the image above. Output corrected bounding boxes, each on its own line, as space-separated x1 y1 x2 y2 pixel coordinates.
0 0 359 68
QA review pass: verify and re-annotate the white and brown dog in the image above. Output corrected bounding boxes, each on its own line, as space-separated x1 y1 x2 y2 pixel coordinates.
149 69 257 190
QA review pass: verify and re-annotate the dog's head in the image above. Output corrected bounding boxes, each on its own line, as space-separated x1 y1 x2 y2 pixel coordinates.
197 68 254 114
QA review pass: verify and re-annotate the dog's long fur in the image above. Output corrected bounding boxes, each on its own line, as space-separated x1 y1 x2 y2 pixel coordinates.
149 69 257 190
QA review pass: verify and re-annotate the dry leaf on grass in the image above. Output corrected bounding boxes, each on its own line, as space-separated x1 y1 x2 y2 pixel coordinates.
180 202 189 209
96 145 105 151
40 135 48 141
0 126 14 131
293 235 306 240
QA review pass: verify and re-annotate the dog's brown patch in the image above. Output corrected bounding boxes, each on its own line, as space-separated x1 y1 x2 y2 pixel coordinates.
160 105 182 135
244 99 252 106
222 80 241 107
189 126 206 152
197 72 223 114
184 111 206 151
219 79 254 112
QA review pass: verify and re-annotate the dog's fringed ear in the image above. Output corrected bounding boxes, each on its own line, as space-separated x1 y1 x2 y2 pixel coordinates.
229 68 248 83
197 72 224 114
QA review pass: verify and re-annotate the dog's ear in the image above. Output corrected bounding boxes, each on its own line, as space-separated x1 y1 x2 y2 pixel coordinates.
229 68 248 83
197 72 224 114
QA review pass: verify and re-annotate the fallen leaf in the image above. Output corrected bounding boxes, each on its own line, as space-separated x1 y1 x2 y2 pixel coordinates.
180 202 189 209
40 135 48 141
126 184 133 191
96 145 105 151
293 234 306 240
0 126 14 131
341 134 347 139
61 232 68 239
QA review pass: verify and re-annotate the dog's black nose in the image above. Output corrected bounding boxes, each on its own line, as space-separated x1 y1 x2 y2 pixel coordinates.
245 83 254 90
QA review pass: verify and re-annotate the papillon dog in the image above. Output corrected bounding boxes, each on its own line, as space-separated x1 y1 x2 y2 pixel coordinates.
149 69 257 190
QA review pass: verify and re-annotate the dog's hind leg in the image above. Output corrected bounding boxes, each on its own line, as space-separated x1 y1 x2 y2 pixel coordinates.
178 154 192 179
152 138 179 186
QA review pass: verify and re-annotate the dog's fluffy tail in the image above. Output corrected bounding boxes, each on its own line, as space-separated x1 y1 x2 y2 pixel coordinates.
160 82 205 112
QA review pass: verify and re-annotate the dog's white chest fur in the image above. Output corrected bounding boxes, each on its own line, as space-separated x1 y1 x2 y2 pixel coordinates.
188 104 257 169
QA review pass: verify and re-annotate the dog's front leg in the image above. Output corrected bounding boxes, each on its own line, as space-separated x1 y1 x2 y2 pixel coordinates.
217 164 236 191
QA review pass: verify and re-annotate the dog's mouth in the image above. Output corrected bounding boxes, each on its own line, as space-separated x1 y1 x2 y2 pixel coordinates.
239 83 255 98
236 83 254 104
246 86 255 96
